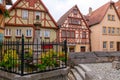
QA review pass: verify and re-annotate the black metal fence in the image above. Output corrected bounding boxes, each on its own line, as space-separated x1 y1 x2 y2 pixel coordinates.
0 35 67 76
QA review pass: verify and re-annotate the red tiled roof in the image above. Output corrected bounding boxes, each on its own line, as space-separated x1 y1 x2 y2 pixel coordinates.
87 1 119 26
115 0 120 16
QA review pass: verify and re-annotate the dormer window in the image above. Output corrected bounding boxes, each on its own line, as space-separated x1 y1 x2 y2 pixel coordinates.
35 11 41 20
0 0 3 4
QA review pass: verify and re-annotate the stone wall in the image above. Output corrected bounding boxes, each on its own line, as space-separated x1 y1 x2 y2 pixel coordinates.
0 67 69 80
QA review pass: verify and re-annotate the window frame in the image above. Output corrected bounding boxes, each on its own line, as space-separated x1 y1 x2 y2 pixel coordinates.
26 29 32 37
35 11 41 20
110 41 114 49
103 41 107 49
16 29 22 36
5 28 11 36
82 31 86 39
44 30 50 38
22 10 28 19
102 27 106 34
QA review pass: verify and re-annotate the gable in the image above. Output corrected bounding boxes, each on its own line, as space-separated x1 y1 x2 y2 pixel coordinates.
5 0 57 29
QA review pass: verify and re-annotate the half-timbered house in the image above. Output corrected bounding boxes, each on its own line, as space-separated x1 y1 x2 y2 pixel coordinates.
4 0 58 45
57 5 90 52
0 0 12 42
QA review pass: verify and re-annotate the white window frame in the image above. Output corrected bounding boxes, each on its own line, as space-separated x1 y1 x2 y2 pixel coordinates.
26 29 32 37
35 11 41 20
22 10 28 19
16 29 22 36
5 28 11 36
44 30 50 38
39 31 42 37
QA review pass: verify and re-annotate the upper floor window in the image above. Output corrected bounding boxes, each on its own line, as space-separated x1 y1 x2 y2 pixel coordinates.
112 28 115 34
5 29 11 36
69 18 81 25
117 28 120 34
61 30 75 38
35 11 41 20
82 31 86 38
73 9 78 15
108 14 115 21
103 27 106 34
108 27 111 34
26 29 32 37
16 29 22 36
44 30 50 38
0 0 3 4
39 31 42 37
22 10 28 19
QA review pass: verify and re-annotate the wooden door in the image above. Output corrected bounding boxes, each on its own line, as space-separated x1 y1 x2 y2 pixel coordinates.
117 42 120 51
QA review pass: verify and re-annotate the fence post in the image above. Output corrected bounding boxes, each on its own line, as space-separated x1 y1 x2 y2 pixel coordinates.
64 40 67 67
21 35 24 76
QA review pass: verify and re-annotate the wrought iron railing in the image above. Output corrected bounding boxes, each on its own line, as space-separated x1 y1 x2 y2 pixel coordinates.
0 35 67 76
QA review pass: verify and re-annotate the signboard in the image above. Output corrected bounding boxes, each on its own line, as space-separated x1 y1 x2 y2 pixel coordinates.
41 44 53 49
0 33 3 43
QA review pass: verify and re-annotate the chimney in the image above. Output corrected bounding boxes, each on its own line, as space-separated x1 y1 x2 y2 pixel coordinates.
89 7 92 15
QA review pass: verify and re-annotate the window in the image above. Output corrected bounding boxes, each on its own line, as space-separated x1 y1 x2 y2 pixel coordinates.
103 42 107 48
44 30 50 38
108 27 111 34
22 10 28 19
26 29 32 37
82 31 86 38
35 11 41 20
112 28 115 34
110 41 114 48
0 0 3 4
61 30 75 38
112 15 115 21
108 14 115 21
103 27 106 34
39 31 42 37
5 29 11 36
73 9 78 15
70 18 81 25
108 15 111 20
117 28 120 34
16 29 22 36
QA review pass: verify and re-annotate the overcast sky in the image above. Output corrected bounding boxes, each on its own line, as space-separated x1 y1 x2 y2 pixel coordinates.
10 0 118 21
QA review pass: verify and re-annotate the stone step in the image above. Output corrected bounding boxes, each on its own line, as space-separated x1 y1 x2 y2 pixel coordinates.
68 72 76 80
78 64 91 72
71 69 83 80
74 66 85 80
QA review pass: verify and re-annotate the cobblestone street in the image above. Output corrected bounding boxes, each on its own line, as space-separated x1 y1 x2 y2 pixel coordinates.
85 63 120 80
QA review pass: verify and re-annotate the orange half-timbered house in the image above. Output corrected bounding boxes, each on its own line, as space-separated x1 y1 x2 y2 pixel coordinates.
5 0 58 44
0 0 12 42
57 5 90 52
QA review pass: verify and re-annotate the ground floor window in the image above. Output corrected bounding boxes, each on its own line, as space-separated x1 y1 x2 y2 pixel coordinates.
80 46 86 52
103 41 107 49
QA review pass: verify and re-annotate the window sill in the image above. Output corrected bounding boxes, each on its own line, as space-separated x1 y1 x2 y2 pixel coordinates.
25 36 32 39
4 36 11 38
44 37 50 39
15 36 22 38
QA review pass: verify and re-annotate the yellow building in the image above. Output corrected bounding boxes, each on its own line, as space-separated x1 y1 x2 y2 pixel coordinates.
87 1 120 51
0 0 12 42
5 0 58 43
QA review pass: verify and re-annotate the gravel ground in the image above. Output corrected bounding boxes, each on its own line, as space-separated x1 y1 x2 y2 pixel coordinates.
85 63 120 80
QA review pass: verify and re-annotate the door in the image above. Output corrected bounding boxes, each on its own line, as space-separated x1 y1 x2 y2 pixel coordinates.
81 46 86 52
117 42 120 51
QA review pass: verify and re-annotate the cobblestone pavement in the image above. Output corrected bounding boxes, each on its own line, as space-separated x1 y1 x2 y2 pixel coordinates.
85 63 120 80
